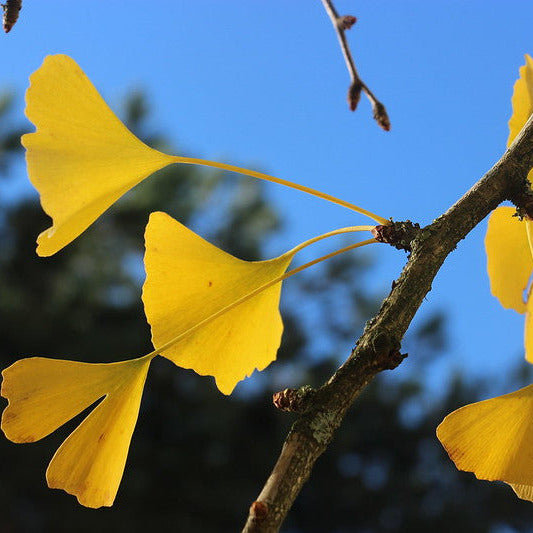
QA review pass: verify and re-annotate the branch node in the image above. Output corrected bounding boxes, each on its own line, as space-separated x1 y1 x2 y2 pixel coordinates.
273 385 316 413
383 349 408 370
511 189 533 220
337 15 357 30
249 500 269 521
372 221 421 252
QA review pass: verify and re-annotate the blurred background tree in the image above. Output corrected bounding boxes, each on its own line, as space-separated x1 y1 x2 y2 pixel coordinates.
1 91 532 533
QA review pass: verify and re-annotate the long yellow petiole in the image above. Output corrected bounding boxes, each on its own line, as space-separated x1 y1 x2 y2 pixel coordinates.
174 156 390 226
143 236 378 362
526 219 533 258
284 225 375 256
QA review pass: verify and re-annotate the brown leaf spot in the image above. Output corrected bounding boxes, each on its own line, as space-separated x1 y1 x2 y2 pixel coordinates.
2 410 15 423
446 445 466 464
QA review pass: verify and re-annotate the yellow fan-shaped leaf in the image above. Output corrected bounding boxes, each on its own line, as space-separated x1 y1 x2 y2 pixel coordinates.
485 206 532 313
2 357 117 443
510 483 533 502
142 212 294 395
22 54 177 256
508 54 533 186
1 356 151 508
437 384 533 486
508 54 533 146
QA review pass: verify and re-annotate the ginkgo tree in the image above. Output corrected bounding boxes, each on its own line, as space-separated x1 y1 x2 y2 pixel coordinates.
1 5 533 533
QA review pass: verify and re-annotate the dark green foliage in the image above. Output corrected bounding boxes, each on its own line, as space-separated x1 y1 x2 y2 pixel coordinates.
0 92 27 175
0 92 532 532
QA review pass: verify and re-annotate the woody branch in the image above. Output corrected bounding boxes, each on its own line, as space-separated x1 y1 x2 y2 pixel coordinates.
241 114 533 533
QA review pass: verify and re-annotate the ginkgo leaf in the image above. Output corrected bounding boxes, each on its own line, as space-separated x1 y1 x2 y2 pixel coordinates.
22 54 389 256
437 384 533 487
511 483 533 502
22 54 178 257
142 211 295 395
485 206 532 313
1 356 151 508
508 54 533 187
508 54 533 147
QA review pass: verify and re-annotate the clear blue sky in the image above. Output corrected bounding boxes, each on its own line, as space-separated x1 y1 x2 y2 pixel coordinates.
2 1 532 385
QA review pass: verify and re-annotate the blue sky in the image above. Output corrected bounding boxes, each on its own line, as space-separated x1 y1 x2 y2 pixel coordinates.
2 1 533 385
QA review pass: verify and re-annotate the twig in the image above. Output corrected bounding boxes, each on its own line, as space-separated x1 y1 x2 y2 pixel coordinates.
320 0 390 130
241 114 533 533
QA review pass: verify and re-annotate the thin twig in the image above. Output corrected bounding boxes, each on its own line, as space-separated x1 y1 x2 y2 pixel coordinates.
320 0 390 130
241 114 533 533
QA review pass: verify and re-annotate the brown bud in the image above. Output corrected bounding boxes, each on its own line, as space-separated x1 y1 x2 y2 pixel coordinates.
372 221 420 252
371 224 397 244
372 101 391 131
348 80 363 111
273 386 315 412
2 0 22 34
338 15 357 30
250 500 269 521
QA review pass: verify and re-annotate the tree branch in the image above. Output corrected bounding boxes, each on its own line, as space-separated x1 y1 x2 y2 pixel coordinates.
320 0 390 130
242 115 533 533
